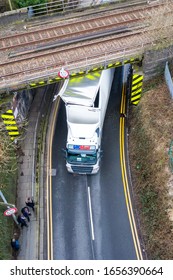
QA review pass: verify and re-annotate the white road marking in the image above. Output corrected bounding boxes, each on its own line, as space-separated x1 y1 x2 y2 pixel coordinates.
88 186 95 241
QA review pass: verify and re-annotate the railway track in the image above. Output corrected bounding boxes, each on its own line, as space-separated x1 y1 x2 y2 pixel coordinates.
0 0 173 91
0 1 171 53
0 30 150 79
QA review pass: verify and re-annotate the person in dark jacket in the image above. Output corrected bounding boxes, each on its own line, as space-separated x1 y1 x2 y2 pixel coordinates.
17 214 28 228
21 206 31 222
25 197 35 212
11 238 20 251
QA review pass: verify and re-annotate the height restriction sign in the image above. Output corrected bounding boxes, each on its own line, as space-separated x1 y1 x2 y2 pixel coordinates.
58 67 69 79
4 207 18 216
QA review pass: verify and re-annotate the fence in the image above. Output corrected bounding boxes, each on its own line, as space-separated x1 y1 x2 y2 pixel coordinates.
0 44 143 93
164 61 173 99
165 63 173 172
169 141 173 173
27 0 118 18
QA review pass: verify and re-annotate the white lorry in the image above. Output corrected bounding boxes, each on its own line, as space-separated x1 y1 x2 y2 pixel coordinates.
59 68 114 174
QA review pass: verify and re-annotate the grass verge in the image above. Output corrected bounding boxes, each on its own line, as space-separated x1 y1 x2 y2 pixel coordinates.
128 75 173 259
0 137 17 260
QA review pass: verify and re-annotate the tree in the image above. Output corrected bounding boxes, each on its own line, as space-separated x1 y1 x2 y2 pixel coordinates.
14 0 46 8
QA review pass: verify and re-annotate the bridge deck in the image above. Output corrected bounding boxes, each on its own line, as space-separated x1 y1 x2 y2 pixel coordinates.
0 0 172 92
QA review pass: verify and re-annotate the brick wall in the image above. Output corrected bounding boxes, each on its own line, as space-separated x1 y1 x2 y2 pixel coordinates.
143 45 173 80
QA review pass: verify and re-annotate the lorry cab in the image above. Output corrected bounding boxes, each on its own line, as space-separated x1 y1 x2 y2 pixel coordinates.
66 145 99 174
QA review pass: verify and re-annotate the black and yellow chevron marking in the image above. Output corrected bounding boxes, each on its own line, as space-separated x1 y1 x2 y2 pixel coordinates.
1 109 20 140
28 57 142 89
131 74 143 105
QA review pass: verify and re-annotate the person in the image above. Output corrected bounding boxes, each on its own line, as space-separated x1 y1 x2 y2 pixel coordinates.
11 238 20 259
25 197 35 212
120 113 127 118
21 206 31 222
11 238 20 251
17 214 28 228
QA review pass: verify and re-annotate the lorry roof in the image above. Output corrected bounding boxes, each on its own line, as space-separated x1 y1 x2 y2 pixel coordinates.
67 105 99 139
60 72 102 106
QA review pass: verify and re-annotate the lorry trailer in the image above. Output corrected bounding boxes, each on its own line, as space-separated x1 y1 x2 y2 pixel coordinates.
59 68 115 174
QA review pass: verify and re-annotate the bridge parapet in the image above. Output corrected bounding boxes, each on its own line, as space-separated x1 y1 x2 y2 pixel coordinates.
0 49 143 93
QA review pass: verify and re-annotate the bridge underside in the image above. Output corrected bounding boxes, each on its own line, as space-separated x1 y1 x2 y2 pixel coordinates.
0 55 142 94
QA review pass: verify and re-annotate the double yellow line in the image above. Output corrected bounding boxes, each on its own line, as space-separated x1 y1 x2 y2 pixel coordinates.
47 96 61 260
46 83 142 259
120 84 143 260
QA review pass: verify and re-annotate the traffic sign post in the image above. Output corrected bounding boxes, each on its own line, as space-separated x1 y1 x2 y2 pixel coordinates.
0 191 19 225
4 207 18 217
58 67 69 79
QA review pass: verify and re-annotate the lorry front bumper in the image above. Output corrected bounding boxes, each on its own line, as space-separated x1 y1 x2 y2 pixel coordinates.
66 164 99 174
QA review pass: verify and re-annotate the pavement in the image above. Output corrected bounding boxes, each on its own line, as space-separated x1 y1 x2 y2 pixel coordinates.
5 2 104 261
16 88 45 260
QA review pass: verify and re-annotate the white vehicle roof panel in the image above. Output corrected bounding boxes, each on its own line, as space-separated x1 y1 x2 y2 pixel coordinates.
60 72 102 106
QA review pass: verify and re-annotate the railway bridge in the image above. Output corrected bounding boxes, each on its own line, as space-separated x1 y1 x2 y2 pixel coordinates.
1 0 173 261
0 0 173 94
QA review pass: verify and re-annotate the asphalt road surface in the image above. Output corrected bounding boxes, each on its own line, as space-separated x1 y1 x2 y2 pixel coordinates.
52 67 137 260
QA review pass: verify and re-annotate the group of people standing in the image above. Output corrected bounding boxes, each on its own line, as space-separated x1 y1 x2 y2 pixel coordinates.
11 197 35 255
17 197 35 228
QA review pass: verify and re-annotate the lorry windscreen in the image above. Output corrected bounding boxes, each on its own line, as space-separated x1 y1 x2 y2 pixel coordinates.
67 152 97 165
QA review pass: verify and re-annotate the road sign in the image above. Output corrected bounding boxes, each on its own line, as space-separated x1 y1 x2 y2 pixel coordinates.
58 67 69 79
4 207 18 216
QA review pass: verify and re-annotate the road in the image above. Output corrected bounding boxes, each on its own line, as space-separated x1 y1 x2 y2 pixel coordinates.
51 66 137 259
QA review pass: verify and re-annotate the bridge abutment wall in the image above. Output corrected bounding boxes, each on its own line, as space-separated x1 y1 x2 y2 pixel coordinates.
143 45 173 80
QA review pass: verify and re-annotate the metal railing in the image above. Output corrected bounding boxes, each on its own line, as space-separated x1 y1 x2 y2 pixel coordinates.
169 140 173 173
0 43 144 91
164 61 173 99
27 0 118 18
0 47 143 92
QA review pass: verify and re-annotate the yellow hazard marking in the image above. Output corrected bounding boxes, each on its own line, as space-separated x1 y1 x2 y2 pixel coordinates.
124 60 130 64
132 76 143 85
6 126 18 131
132 82 143 91
1 110 20 139
25 57 142 90
132 100 140 105
3 120 16 125
108 63 116 68
1 114 14 119
107 61 123 68
93 72 101 77
70 71 101 83
92 67 99 71
86 73 100 80
131 74 143 105
70 76 84 83
131 88 142 96
6 109 13 113
8 131 20 136
131 94 141 101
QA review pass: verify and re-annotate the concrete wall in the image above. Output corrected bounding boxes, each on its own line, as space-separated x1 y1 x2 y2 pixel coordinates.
12 89 36 122
143 45 173 80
